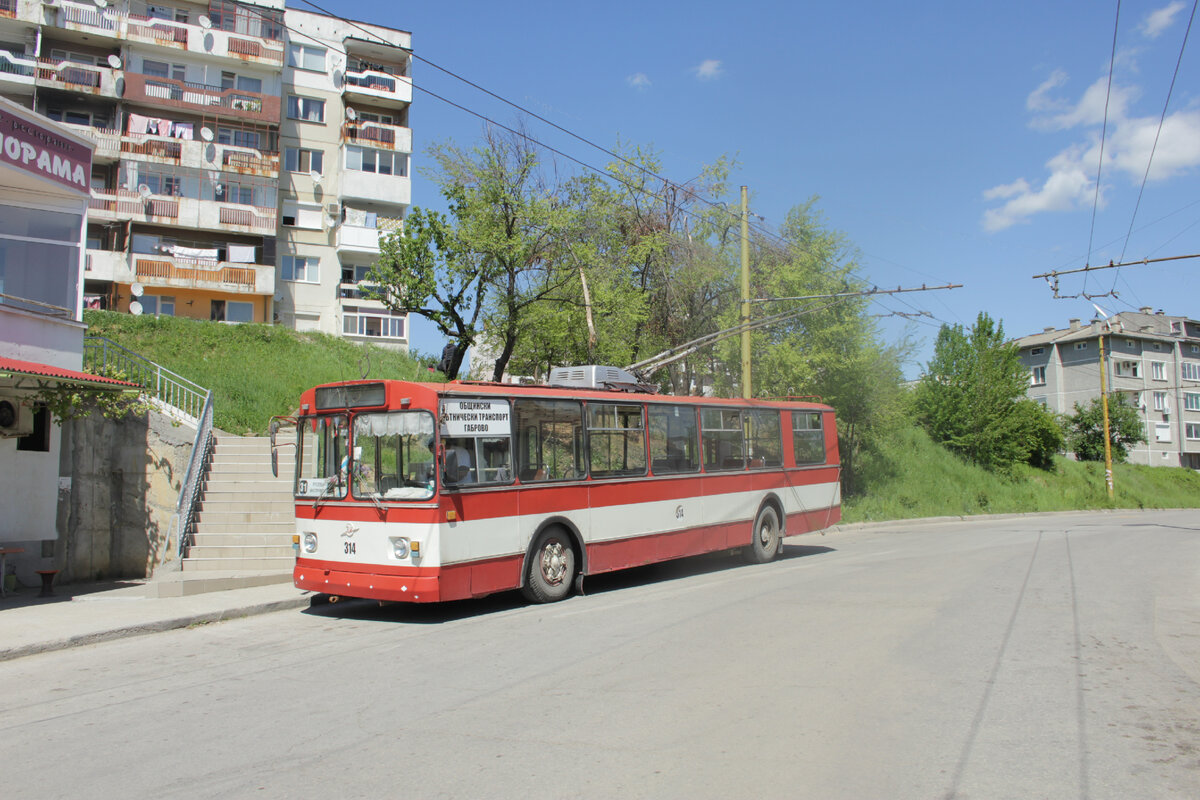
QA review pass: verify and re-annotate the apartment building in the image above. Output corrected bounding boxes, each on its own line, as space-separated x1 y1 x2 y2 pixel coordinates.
0 0 411 349
1014 309 1200 469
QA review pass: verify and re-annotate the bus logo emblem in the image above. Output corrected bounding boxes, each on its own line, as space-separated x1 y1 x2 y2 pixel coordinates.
341 524 359 538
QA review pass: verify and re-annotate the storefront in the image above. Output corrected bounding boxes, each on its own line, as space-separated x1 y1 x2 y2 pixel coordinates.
0 95 97 586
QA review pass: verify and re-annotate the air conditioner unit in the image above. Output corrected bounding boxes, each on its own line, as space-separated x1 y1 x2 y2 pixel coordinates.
0 394 34 438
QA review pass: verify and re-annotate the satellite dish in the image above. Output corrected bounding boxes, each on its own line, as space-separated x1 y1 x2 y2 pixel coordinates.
198 14 212 29
131 283 144 297
345 107 357 121
309 170 322 185
106 54 121 69
129 300 143 315
137 184 152 200
322 212 336 230
94 0 108 7
200 126 214 142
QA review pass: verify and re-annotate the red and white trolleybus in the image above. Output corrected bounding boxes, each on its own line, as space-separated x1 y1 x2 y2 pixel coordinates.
275 366 841 604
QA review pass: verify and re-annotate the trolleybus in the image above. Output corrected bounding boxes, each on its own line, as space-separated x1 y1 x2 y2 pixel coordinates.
274 366 841 604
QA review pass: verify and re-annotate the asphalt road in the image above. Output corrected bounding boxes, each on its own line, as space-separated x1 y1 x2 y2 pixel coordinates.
2 510 1198 799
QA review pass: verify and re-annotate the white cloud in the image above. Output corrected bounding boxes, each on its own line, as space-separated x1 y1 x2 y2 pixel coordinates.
626 72 651 90
1141 2 1185 38
692 59 723 80
982 68 1200 232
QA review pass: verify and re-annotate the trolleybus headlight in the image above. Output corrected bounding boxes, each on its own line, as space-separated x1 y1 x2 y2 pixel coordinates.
303 532 318 553
391 537 410 559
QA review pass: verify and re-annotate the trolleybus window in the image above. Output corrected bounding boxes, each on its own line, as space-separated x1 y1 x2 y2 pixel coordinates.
746 409 783 468
702 408 745 471
439 398 512 487
515 399 585 481
352 411 436 500
297 414 348 499
648 404 700 474
792 411 825 465
587 403 647 478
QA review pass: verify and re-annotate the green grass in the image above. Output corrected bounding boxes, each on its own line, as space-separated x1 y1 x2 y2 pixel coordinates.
85 310 437 434
843 423 1200 522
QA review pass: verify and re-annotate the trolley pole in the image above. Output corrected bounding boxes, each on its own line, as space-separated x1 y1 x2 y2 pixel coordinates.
740 185 751 399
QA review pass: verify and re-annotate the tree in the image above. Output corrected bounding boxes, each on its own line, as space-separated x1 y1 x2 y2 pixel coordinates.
914 312 1057 470
1065 395 1146 462
369 125 569 380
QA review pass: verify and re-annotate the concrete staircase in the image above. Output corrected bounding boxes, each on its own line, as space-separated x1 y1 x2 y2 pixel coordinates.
148 435 297 597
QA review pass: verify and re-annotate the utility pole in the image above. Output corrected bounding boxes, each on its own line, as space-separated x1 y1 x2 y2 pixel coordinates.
740 185 751 399
1093 304 1115 499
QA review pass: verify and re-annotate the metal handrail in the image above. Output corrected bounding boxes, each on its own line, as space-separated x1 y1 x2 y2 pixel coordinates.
83 336 208 421
171 391 214 558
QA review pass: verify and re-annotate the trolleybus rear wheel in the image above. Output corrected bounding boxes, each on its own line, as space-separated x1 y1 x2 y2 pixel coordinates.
746 505 782 564
522 528 576 603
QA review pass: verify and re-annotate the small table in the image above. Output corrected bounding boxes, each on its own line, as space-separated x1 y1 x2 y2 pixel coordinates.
0 548 25 597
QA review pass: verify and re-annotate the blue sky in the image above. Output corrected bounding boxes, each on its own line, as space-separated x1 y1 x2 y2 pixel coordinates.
321 0 1199 377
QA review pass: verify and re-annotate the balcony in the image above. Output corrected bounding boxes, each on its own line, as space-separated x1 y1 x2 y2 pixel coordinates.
34 57 121 96
342 68 412 106
121 71 280 124
0 49 35 92
88 188 277 235
134 256 274 295
60 122 120 161
341 120 411 153
48 1 284 65
335 224 381 256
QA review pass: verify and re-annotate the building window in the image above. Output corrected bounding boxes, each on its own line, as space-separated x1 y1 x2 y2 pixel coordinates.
1155 422 1171 442
1191 345 1199 354
281 255 319 282
217 127 261 150
1030 347 1044 356
141 295 175 316
1171 321 1182 334
1115 360 1141 378
226 301 253 323
1125 339 1137 348
0 205 83 313
286 95 325 123
15 404 50 453
142 59 186 82
287 43 326 71
1182 362 1200 381
1153 342 1162 351
284 147 324 174
342 308 405 339
1030 366 1046 386
1074 342 1088 351
221 71 263 94
1151 361 1166 381
1186 422 1200 440
281 203 322 229
345 146 407 176
1153 391 1169 412
1184 393 1200 412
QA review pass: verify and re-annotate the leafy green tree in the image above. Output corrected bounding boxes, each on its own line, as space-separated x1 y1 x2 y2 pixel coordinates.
914 312 1050 470
1065 395 1146 462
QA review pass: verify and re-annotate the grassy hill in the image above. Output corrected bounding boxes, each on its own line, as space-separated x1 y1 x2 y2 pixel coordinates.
842 423 1200 522
85 311 1199 518
84 311 437 434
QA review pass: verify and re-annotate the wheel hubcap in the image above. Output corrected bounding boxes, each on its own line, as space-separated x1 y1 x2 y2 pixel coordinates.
540 541 567 585
760 516 776 546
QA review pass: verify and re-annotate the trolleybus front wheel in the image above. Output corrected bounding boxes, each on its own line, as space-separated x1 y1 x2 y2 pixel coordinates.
745 504 782 564
522 528 576 603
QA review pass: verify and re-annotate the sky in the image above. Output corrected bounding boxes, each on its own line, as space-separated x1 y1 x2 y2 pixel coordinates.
319 0 1199 378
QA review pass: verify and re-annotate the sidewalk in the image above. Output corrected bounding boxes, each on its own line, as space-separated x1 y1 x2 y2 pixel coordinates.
0 578 311 662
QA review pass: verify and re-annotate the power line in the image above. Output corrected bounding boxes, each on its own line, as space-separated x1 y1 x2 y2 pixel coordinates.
1114 0 1198 275
1084 0 1123 298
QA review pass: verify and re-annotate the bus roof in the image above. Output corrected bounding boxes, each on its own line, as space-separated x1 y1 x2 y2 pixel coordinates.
298 378 833 413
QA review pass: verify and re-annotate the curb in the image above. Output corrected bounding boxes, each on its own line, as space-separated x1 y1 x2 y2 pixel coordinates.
0 595 311 663
825 506 1184 534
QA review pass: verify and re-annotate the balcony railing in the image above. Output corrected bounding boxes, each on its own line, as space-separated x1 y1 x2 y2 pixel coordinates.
122 72 279 124
57 0 120 35
341 121 411 152
121 136 183 163
221 146 279 176
343 68 412 103
135 257 258 289
218 204 276 233
227 35 284 65
126 14 190 48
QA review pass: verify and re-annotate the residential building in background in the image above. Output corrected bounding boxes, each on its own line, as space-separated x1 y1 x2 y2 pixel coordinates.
0 0 411 349
1014 309 1200 469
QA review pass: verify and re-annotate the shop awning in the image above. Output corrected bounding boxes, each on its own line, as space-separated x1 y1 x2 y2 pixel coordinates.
0 356 140 390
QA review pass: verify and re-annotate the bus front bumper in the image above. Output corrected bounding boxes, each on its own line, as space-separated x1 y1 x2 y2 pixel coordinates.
294 561 443 603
